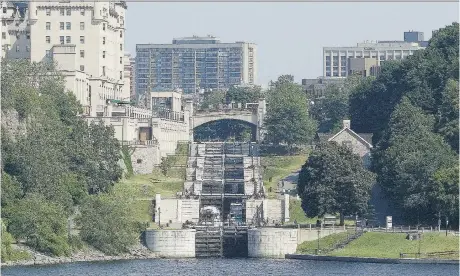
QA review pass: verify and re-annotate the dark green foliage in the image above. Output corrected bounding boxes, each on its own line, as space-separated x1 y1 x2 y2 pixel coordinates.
346 23 459 226
1 60 124 255
159 156 176 176
77 194 139 255
225 85 262 104
4 194 70 256
264 75 317 146
298 142 376 225
1 221 31 263
373 98 458 224
121 146 134 178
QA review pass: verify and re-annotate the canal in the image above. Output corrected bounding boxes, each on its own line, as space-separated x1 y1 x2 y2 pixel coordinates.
2 258 458 276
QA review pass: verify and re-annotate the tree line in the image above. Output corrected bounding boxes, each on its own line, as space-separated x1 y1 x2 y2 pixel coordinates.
297 23 459 227
1 60 140 261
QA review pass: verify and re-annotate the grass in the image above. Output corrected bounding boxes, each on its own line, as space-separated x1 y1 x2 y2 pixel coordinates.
288 198 355 226
261 155 308 198
113 143 189 223
297 231 354 254
330 232 460 259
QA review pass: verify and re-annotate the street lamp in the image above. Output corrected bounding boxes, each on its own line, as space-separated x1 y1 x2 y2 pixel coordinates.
445 216 449 237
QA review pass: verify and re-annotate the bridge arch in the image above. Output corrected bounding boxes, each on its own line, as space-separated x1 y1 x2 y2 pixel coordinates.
193 119 257 142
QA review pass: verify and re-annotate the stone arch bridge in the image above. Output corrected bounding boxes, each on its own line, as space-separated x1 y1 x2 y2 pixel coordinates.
190 99 267 142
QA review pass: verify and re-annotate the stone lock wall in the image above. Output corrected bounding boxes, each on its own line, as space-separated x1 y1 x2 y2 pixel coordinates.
130 145 160 175
248 228 298 258
145 229 196 258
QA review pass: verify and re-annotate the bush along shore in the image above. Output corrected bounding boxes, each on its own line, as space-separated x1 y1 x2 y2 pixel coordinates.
1 242 158 267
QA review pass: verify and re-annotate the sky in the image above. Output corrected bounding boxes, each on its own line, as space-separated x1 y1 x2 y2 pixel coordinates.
125 2 458 87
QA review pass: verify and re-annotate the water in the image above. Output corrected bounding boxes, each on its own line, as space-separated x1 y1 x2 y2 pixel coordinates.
2 258 458 276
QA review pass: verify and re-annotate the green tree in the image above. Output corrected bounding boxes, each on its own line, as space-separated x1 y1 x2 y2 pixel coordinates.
373 98 458 225
264 75 317 148
4 194 70 256
77 194 139 255
297 142 375 225
226 85 262 105
200 90 226 109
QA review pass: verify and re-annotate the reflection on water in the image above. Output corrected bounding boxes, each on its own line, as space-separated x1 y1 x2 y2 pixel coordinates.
2 258 459 276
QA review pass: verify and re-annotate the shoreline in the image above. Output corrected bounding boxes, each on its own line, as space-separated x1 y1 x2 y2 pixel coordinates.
1 243 159 268
285 254 460 265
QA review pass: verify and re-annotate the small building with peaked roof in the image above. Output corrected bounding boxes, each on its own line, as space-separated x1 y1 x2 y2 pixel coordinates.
315 120 373 168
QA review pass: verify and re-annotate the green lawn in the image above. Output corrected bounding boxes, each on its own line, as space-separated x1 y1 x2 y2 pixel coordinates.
288 198 355 226
261 155 308 198
297 231 355 254
330 232 460 259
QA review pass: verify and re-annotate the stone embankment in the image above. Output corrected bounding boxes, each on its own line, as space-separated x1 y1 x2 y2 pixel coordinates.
1 243 158 267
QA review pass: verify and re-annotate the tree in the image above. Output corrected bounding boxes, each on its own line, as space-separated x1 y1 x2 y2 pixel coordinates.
310 75 373 133
4 194 70 256
297 142 375 225
77 194 139 255
373 98 458 225
264 75 317 147
200 90 226 109
226 85 262 105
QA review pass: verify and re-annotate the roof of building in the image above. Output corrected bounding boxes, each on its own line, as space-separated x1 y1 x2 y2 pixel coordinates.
316 129 373 147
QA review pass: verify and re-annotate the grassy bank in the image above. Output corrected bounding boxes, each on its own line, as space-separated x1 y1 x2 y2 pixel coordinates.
297 231 354 254
113 143 189 224
330 232 460 259
289 198 355 226
261 155 307 198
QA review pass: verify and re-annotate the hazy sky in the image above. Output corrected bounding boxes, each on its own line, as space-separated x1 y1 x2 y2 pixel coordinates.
125 2 458 87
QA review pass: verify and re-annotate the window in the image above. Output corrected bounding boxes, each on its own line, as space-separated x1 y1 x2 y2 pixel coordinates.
45 50 51 57
1 32 5 39
80 36 85 44
16 45 19 52
102 23 106 31
26 46 30 52
80 50 85 58
60 22 64 30
46 36 50 43
66 22 71 30
60 8 64 16
120 44 122 51
102 66 106 76
46 22 51 30
2 7 6 13
120 57 122 64
102 51 106 58
137 159 142 164
66 36 71 44
2 21 5 26
80 65 85 71
80 22 84 30
46 8 51 16
120 31 123 38
60 36 64 44
66 9 71 16
120 71 122 80
102 37 106 45
80 8 85 15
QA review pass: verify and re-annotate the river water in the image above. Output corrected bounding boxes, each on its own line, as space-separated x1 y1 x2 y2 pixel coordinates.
2 258 458 276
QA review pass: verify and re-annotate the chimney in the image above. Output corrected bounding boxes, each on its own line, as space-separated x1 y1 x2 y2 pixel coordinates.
343 120 351 129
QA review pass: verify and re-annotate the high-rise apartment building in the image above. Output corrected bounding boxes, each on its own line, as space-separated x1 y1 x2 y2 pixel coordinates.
323 31 427 78
136 36 257 95
1 1 130 116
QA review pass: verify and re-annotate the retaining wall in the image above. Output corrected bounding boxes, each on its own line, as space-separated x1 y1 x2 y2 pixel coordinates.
248 228 297 258
145 229 196 258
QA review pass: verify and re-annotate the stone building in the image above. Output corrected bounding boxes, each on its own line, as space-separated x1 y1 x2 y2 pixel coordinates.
315 120 373 168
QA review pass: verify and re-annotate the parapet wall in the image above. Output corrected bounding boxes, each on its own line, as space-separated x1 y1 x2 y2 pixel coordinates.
248 228 298 258
130 145 160 174
145 229 196 258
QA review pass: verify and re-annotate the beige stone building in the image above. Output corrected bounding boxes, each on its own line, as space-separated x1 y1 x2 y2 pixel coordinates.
316 120 373 168
1 1 131 116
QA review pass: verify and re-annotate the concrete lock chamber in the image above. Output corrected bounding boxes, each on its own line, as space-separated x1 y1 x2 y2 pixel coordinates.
145 229 196 258
247 228 298 258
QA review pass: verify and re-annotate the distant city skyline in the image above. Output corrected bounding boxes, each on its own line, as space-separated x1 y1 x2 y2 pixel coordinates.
125 2 458 87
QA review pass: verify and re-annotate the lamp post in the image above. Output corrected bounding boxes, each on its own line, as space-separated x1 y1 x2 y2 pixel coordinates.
418 232 422 258
445 216 449 237
317 227 321 255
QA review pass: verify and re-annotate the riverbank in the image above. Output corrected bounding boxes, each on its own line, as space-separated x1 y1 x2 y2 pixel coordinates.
285 254 459 265
1 243 158 267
